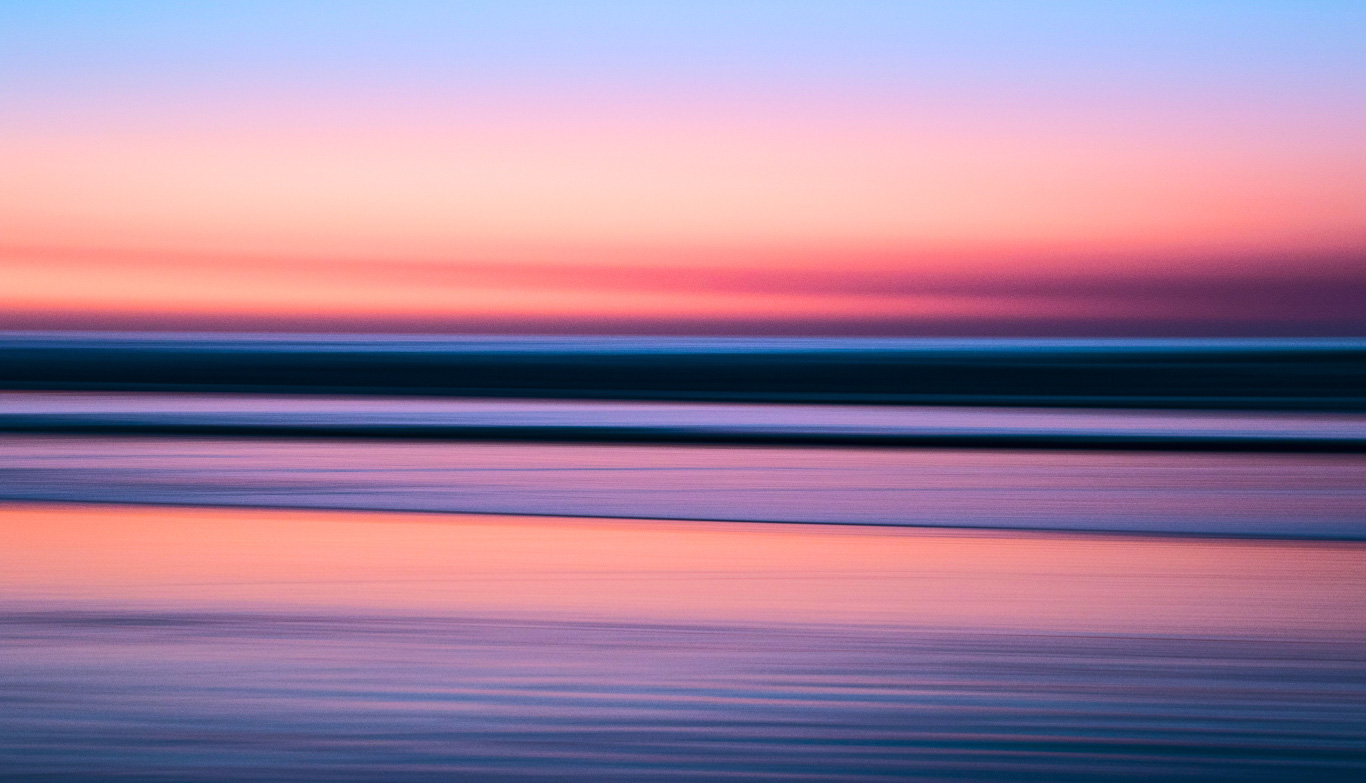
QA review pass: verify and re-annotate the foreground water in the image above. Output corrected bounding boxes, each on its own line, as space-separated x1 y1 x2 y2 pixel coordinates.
4 430 1364 537
3 336 1365 779
2 504 1365 781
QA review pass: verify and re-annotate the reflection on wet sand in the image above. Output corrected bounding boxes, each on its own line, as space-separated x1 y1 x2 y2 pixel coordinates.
2 503 1364 780
3 503 1365 634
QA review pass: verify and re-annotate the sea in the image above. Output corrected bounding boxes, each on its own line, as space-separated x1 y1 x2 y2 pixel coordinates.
1 334 1364 781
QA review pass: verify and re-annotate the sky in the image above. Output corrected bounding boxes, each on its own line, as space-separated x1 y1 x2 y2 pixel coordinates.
2 1 1364 335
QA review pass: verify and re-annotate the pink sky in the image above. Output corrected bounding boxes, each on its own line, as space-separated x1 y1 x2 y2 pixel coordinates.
3 3 1363 334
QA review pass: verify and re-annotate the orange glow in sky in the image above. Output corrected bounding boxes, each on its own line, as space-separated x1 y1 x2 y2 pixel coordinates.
2 4 1363 334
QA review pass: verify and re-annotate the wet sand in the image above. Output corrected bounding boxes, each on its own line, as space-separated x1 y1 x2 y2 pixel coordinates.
3 503 1364 780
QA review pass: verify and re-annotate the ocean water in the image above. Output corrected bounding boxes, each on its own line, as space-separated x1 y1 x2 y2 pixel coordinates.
2 335 1365 780
5 333 1365 408
2 430 1365 537
5 392 1366 449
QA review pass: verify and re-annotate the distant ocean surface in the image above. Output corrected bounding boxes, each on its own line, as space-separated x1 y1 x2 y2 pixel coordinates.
5 333 1366 408
3 334 1365 780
